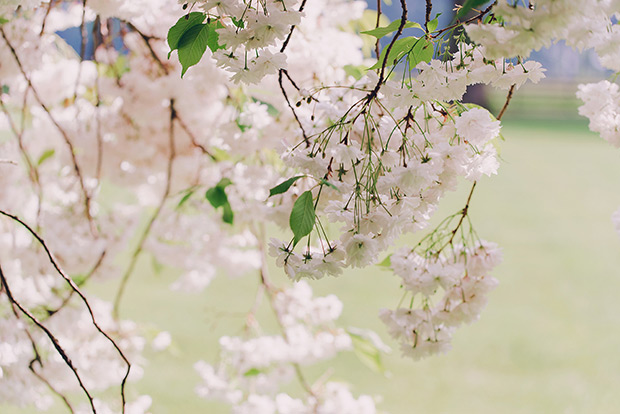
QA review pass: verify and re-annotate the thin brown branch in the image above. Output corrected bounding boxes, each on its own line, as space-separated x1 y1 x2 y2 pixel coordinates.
368 0 408 100
0 28 97 235
425 0 433 32
374 0 382 58
279 0 308 54
432 2 496 39
279 69 310 147
113 99 176 319
175 113 217 160
497 84 515 121
0 209 132 413
0 263 97 413
39 0 55 36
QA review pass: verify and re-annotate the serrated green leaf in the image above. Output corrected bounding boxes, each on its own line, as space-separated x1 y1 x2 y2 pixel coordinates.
456 0 490 20
289 191 315 245
407 37 434 68
361 20 423 39
167 12 206 58
369 36 417 70
37 149 55 166
269 176 305 197
178 23 210 77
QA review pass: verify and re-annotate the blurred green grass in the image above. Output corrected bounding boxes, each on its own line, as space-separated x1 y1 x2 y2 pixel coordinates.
4 118 620 413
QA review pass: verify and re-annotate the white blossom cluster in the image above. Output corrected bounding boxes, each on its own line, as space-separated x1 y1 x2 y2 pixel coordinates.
381 241 501 360
195 281 376 413
268 45 543 282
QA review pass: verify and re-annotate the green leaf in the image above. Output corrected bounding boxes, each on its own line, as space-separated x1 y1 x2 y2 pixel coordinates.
269 176 305 197
1 85 8 94
377 254 392 268
222 203 234 224
243 368 262 377
177 23 210 77
206 178 234 224
369 36 417 70
0 16 9 25
426 17 439 33
167 12 206 58
37 149 55 166
343 64 366 80
361 20 423 39
289 191 315 245
231 16 245 29
151 255 165 275
456 0 490 20
250 98 279 117
407 37 434 68
349 332 385 374
176 188 196 209
319 178 339 192
168 13 224 77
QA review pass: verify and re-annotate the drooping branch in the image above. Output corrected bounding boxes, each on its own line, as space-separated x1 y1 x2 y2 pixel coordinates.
0 209 132 413
0 263 97 413
0 28 97 235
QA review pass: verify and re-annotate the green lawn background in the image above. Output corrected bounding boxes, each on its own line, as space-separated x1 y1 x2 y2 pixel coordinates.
3 118 620 413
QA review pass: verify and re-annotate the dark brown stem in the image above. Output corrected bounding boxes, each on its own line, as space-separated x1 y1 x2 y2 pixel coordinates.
0 209 132 413
425 0 433 32
0 264 97 413
0 28 97 235
279 0 308 53
368 0 408 100
497 84 515 121
432 2 496 39
279 69 310 147
374 0 382 58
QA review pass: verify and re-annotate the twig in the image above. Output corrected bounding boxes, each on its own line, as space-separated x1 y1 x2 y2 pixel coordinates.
0 28 97 235
432 2 496 39
367 0 408 100
425 0 433 32
0 264 97 413
279 69 310 147
374 0 382 58
113 100 176 319
279 0 308 54
497 84 515 121
0 209 132 413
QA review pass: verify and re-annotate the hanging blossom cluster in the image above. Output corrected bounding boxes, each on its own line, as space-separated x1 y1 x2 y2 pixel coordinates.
195 281 377 413
382 240 501 360
0 0 619 413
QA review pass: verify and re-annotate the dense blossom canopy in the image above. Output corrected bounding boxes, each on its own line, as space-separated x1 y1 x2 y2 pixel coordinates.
0 0 618 413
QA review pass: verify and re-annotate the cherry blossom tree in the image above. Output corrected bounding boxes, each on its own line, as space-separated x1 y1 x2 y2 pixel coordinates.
0 0 618 412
